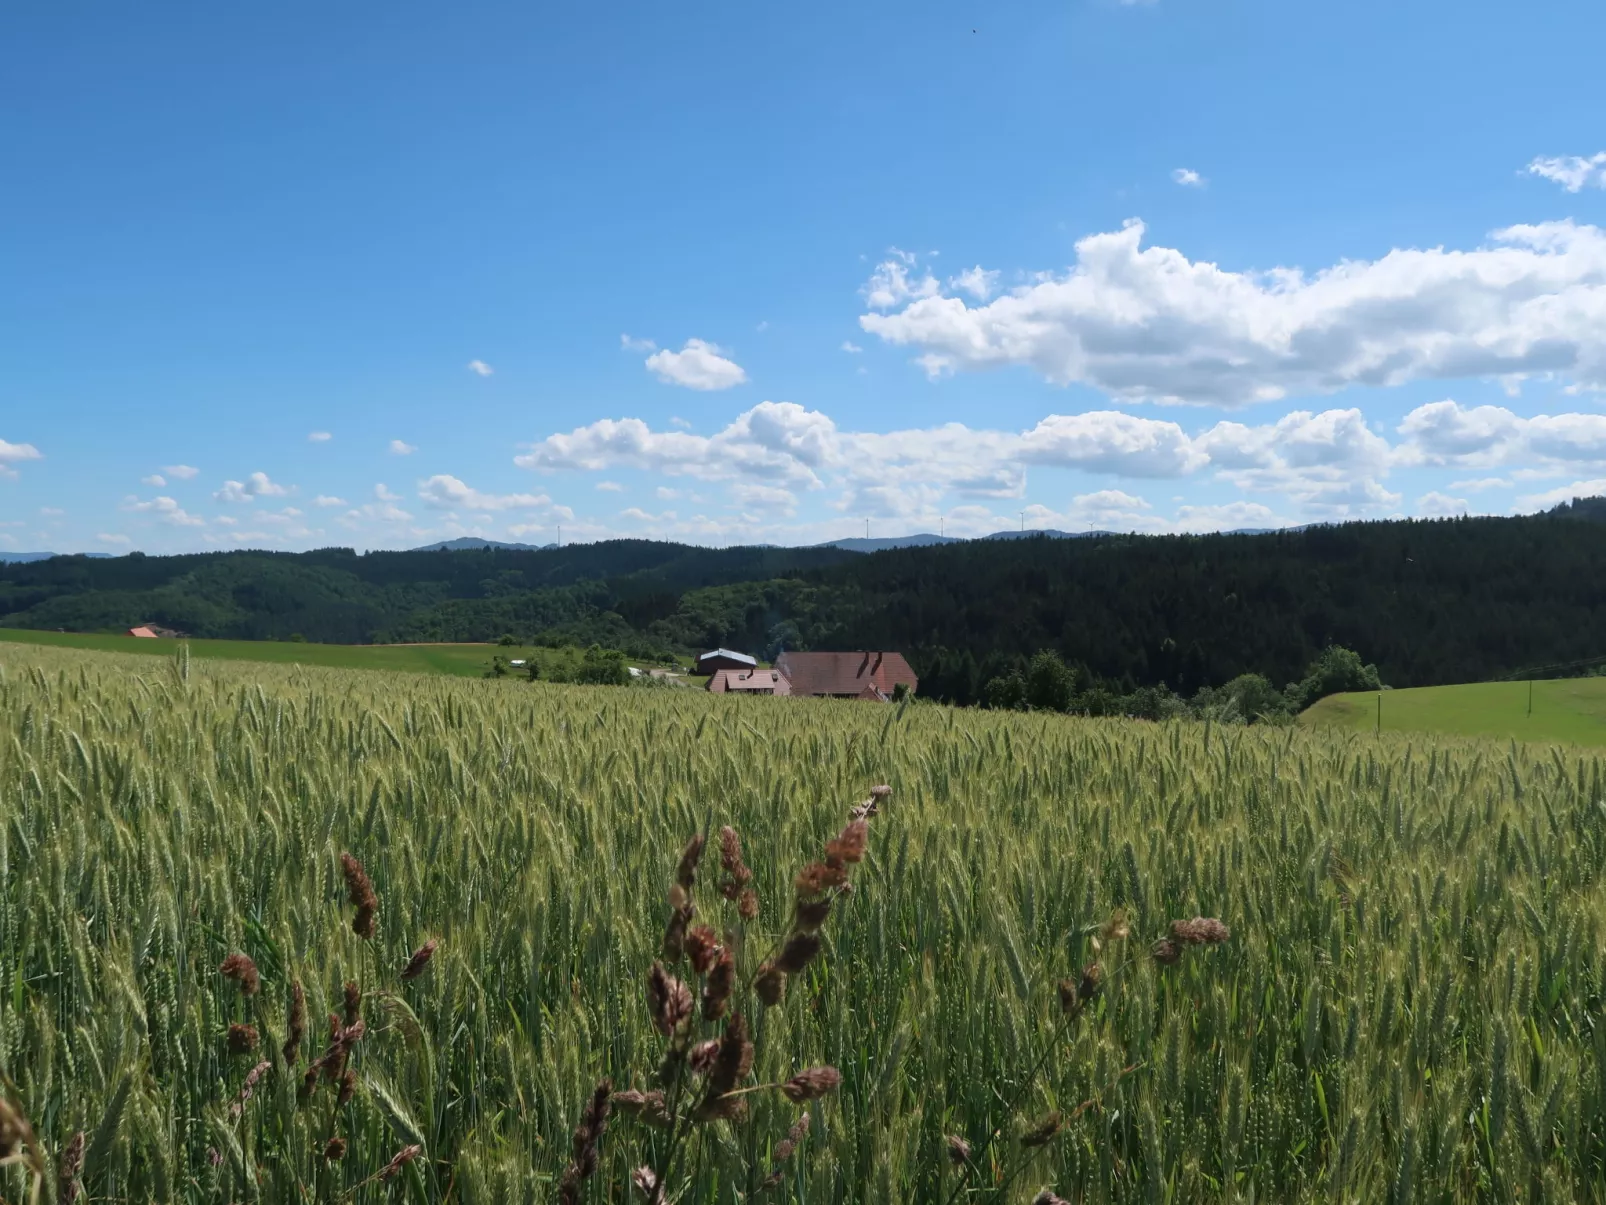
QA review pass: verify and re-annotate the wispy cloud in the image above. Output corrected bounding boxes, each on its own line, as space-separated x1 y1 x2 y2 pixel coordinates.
620 334 657 352
1527 152 1606 192
1172 167 1206 188
308 431 332 443
162 464 200 479
123 495 206 526
467 359 494 376
416 474 552 511
389 439 417 456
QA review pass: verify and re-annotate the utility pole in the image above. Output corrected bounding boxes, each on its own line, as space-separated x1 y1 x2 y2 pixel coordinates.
865 518 870 540
557 524 561 548
1019 510 1025 533
1376 692 1381 735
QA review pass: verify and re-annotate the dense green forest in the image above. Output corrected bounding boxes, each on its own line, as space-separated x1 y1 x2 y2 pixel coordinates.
7 508 1606 702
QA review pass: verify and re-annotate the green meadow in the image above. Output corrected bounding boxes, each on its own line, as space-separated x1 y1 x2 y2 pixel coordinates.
1303 676 1606 747
0 628 672 681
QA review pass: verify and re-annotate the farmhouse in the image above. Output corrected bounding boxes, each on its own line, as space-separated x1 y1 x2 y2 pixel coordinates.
775 650 918 701
703 649 918 702
697 648 757 675
127 626 158 638
706 668 791 696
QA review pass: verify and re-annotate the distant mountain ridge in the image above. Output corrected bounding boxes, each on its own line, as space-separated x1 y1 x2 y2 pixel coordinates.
0 551 114 564
410 537 558 552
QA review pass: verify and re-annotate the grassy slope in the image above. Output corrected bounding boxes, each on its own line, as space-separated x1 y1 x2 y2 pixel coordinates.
0 627 505 678
1303 675 1606 745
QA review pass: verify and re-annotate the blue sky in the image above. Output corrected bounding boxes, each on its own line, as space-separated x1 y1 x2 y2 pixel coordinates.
5 0 1606 553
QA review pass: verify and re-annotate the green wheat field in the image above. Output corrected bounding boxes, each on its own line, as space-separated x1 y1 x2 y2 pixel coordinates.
3 641 1604 1203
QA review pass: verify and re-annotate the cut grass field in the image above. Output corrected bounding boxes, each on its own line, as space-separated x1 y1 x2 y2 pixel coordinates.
1303 675 1606 746
0 627 673 680
0 627 501 676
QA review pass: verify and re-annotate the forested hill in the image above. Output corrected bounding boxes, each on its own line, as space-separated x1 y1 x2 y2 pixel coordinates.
6 510 1606 699
0 543 857 646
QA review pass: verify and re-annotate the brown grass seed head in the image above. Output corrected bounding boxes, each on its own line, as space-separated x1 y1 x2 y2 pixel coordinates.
737 887 759 920
378 1143 423 1183
780 1065 842 1103
219 952 260 996
1152 938 1182 965
558 1079 612 1202
227 1023 259 1055
689 1039 721 1075
825 819 869 865
1021 1111 1063 1147
612 1088 673 1128
283 981 306 1065
685 924 721 975
946 1135 972 1165
1033 1192 1071 1205
632 1165 663 1202
343 980 362 1028
776 931 821 974
701 946 736 1020
762 1112 812 1188
702 1013 754 1102
1170 916 1231 945
401 938 439 980
755 963 787 1007
647 962 693 1036
340 853 379 940
675 833 706 892
58 1130 85 1205
338 1068 357 1107
322 1137 347 1162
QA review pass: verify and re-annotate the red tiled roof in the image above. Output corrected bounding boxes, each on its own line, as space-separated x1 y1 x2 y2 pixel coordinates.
127 626 158 638
773 651 918 699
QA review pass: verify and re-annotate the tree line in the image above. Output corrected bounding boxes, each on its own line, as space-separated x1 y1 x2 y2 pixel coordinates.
6 507 1606 706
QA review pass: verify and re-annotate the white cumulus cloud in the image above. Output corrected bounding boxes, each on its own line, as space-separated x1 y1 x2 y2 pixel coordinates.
162 464 200 479
389 439 417 456
213 472 291 503
467 360 494 376
313 495 347 507
1527 153 1606 193
859 219 1606 406
0 439 42 477
645 339 749 390
1172 167 1206 188
123 495 206 527
417 474 553 511
142 474 167 487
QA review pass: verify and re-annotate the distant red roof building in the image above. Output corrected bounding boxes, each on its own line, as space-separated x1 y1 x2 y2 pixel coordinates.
706 668 792 696
773 651 918 701
127 626 158 638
